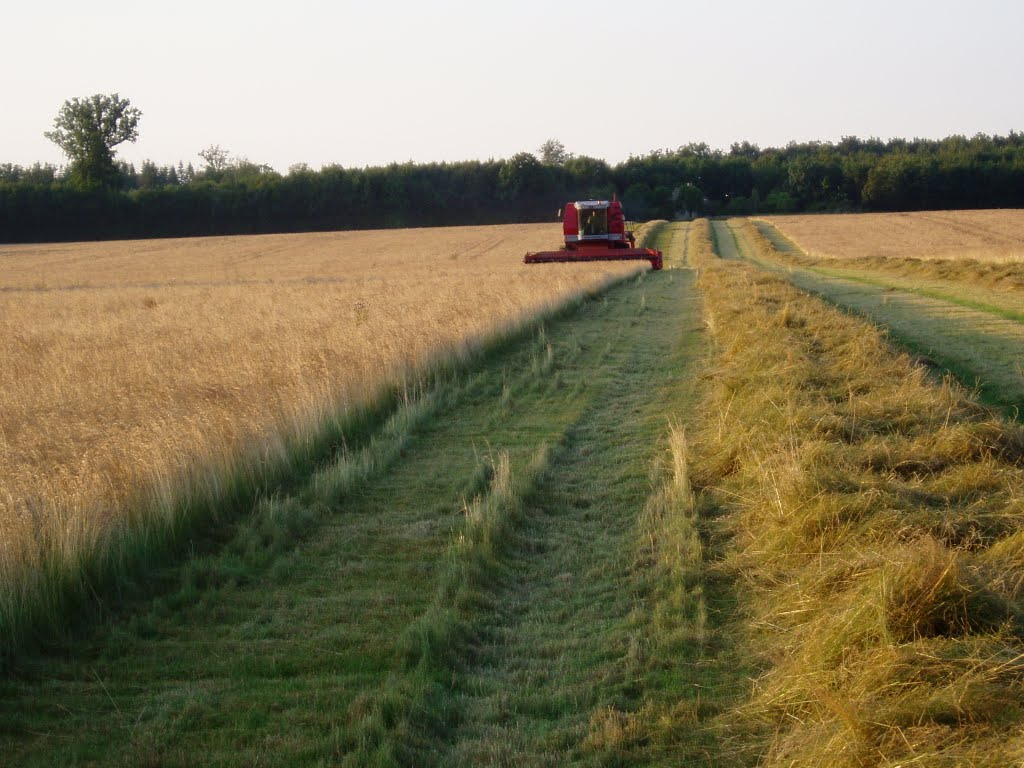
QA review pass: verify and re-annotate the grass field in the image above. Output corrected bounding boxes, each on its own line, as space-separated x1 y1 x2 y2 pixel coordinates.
0 224 645 655
4 214 1024 765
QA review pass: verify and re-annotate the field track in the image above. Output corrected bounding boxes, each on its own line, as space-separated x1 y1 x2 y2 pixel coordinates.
726 218 1024 411
2 226 743 765
438 224 741 765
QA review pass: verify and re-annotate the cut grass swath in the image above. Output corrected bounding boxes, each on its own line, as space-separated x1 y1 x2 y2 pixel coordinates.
693 217 1024 765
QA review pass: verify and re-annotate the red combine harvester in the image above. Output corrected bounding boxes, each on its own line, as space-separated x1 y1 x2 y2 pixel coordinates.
524 197 663 270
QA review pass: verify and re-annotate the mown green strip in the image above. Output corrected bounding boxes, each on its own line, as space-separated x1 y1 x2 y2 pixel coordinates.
807 266 1024 324
435 224 743 766
711 220 742 259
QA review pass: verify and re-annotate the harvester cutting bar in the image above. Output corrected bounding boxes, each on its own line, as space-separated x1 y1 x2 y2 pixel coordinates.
524 247 663 270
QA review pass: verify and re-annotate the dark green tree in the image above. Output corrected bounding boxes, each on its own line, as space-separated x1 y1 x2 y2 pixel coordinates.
7 130 1024 242
45 94 141 188
499 152 555 218
499 152 550 199
564 155 613 198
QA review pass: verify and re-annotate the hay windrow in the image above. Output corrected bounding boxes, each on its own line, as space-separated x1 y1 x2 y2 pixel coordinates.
690 218 1024 764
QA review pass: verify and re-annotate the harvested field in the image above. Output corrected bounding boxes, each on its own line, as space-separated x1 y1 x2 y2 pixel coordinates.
762 209 1024 262
0 224 643 639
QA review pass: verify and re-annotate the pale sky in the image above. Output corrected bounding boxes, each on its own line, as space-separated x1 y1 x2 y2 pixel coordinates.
3 0 1022 173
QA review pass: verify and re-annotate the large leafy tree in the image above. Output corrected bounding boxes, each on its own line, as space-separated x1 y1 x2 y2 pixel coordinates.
45 94 141 188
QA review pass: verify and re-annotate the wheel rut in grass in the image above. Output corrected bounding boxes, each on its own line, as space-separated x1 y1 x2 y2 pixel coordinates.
730 219 1024 412
1 229 733 766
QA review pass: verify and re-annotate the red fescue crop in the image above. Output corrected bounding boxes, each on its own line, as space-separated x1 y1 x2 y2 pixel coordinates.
0 223 645 654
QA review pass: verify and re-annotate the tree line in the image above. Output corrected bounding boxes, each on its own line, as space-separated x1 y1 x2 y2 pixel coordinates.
2 94 1023 243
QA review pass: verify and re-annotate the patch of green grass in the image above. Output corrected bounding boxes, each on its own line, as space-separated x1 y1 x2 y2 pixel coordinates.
436 225 748 767
794 263 1024 325
650 220 690 269
751 218 802 256
711 220 744 260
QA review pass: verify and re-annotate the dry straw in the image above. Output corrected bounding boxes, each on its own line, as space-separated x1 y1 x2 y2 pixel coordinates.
689 218 1024 765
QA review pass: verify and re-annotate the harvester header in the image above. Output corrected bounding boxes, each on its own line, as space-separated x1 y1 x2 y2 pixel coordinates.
524 197 662 270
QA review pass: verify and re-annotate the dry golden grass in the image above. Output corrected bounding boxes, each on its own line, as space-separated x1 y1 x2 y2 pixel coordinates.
0 224 643 597
762 209 1024 263
689 218 1024 765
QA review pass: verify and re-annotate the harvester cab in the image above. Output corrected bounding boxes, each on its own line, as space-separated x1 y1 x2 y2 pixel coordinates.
524 197 662 270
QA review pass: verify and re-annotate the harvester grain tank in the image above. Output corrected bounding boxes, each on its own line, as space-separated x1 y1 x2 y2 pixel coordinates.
524 198 663 270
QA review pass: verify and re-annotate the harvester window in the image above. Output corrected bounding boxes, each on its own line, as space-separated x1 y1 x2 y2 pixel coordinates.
581 209 608 236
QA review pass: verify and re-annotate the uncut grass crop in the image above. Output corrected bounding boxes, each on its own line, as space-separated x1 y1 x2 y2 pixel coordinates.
0 223 646 657
689 217 1024 765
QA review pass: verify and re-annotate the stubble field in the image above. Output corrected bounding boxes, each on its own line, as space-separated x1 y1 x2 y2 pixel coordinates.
762 209 1024 262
